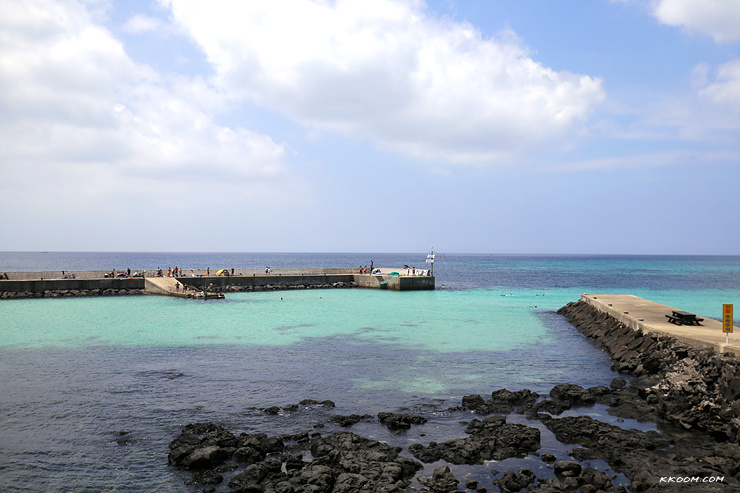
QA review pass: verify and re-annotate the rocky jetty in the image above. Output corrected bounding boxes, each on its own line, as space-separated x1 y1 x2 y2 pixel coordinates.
558 300 740 442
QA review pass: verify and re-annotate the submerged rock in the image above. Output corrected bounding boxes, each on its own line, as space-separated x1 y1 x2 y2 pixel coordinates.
169 424 422 492
409 415 540 465
417 464 459 492
328 414 374 427
377 412 427 431
493 468 536 492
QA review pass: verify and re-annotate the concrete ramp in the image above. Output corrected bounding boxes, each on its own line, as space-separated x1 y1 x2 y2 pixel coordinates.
145 277 180 295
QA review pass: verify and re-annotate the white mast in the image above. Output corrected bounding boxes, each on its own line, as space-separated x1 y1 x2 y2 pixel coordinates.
425 247 435 276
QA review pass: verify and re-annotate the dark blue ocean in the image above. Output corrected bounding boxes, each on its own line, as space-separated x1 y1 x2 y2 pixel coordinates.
1 252 738 492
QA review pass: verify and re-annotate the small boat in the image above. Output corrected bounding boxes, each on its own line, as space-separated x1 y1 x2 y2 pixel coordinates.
190 291 225 300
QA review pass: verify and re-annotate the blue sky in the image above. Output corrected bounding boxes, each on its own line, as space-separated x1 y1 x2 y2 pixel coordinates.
1 0 738 255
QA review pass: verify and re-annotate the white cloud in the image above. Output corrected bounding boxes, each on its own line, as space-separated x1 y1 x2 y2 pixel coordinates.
700 58 740 112
122 14 165 34
0 0 291 213
651 0 740 43
161 0 605 164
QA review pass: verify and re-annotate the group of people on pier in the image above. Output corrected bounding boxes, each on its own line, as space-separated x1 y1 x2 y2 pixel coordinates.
153 267 183 277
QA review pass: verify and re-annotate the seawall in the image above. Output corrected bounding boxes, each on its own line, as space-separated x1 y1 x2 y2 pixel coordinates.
180 273 356 290
0 268 434 298
0 278 145 298
558 298 740 443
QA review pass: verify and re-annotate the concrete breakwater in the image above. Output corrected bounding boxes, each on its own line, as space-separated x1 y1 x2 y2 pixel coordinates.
0 277 145 298
558 298 740 443
576 293 739 356
0 268 434 299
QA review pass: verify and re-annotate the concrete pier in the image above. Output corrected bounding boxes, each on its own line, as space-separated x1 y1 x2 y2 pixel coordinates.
354 274 434 291
0 267 435 297
353 268 435 291
580 293 740 356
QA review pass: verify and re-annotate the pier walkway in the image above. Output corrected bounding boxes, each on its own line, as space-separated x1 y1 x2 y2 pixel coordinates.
581 294 740 356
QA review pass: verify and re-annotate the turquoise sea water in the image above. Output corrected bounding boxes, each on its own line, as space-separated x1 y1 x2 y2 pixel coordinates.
0 253 738 492
1 289 550 351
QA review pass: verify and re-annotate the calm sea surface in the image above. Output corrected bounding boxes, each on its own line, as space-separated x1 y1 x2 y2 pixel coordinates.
1 252 738 492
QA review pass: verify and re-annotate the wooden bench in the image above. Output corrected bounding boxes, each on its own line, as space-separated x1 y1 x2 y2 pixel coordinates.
665 310 704 326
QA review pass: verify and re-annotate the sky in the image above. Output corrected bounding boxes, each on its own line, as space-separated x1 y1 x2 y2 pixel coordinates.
1 0 739 255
